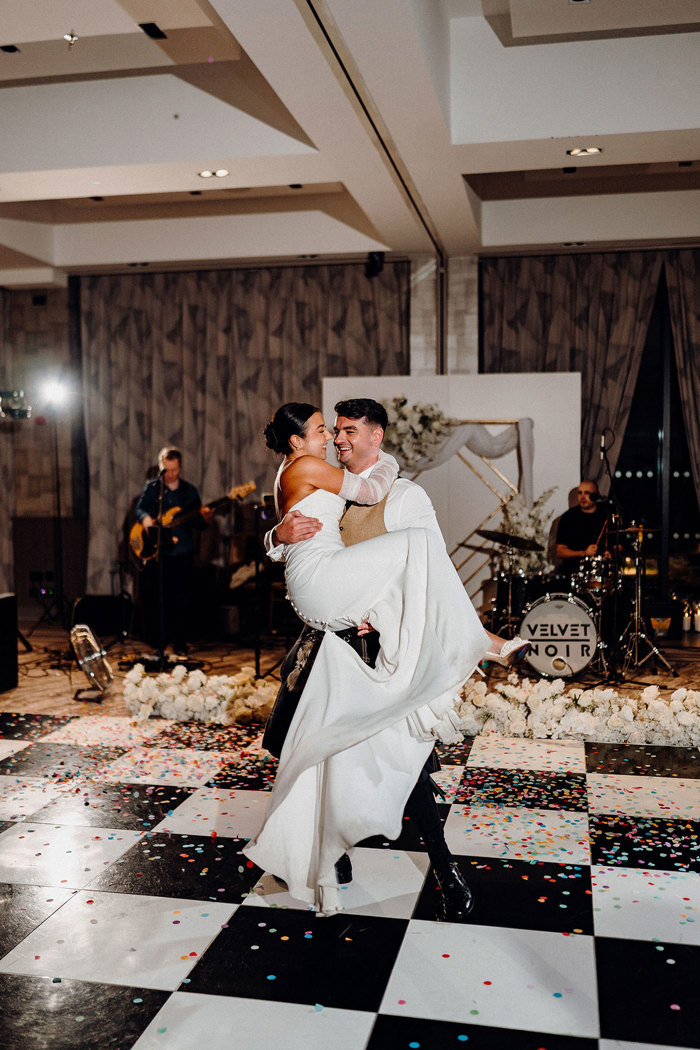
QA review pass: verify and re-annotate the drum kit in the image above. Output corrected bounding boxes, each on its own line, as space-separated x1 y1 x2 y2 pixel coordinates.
479 523 677 682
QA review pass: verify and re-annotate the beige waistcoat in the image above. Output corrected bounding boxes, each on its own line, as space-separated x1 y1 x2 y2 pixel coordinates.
339 494 389 546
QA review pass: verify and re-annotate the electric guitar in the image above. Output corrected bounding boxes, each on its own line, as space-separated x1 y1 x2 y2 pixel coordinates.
129 480 256 565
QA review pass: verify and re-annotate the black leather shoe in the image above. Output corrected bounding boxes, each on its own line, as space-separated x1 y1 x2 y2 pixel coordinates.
334 853 353 884
435 861 474 921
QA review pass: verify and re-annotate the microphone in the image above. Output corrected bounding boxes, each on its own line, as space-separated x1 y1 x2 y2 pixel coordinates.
600 433 605 461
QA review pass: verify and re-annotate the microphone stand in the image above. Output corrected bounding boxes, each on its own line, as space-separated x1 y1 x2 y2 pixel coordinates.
592 438 624 681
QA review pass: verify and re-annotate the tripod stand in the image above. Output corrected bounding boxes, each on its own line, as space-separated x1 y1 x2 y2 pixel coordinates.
26 413 73 636
613 524 678 678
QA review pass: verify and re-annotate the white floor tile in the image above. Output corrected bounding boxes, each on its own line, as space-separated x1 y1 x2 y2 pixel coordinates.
99 747 227 787
599 1041 697 1050
0 774 60 819
40 716 174 747
380 919 599 1037
444 805 590 864
244 847 430 920
131 992 375 1050
151 787 269 839
592 866 700 945
587 773 700 820
0 889 236 991
0 740 31 759
431 765 465 802
0 821 138 887
467 735 587 773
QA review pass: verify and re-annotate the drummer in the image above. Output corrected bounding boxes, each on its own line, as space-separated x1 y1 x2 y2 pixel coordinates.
555 480 612 567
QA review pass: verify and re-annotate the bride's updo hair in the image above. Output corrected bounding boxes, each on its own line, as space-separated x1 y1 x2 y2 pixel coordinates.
264 402 318 454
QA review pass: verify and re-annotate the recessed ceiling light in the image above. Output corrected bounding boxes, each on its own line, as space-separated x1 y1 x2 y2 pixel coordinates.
214 169 229 178
566 146 602 157
63 32 78 47
198 170 214 179
563 242 587 247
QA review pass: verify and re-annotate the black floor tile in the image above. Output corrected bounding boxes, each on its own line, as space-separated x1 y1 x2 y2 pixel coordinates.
412 856 594 934
183 906 408 1012
26 781 195 830
89 831 262 902
590 812 700 872
0 884 76 958
596 936 700 1047
207 752 278 790
0 972 169 1050
0 713 77 740
585 741 700 777
0 743 127 780
454 768 589 811
357 803 450 853
145 720 262 750
435 737 474 766
367 1014 598 1049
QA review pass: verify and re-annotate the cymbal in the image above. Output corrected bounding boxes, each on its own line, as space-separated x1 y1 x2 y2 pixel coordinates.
456 541 499 553
621 525 661 533
476 527 544 552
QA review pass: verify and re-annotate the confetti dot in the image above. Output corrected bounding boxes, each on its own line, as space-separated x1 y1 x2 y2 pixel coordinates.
266 974 276 981
670 1004 681 1011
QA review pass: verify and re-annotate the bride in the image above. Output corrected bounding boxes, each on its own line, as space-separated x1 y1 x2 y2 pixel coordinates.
245 402 521 912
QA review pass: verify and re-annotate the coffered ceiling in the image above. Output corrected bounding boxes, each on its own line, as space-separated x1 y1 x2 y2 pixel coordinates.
0 0 698 286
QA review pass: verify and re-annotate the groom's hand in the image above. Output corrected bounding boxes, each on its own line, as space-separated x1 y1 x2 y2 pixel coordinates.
273 509 322 546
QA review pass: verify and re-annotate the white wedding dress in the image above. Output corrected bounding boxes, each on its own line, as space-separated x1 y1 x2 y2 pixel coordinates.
244 488 490 912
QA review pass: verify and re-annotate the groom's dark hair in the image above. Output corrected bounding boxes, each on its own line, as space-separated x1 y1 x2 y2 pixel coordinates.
334 398 388 431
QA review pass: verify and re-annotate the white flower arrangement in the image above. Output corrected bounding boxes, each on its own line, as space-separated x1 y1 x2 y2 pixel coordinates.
381 396 459 469
458 674 700 746
123 663 278 725
496 487 557 574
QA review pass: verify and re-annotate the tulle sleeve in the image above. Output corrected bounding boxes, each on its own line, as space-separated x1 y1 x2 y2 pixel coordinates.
338 449 399 505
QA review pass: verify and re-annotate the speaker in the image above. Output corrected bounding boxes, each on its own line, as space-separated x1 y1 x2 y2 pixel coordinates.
0 593 18 693
71 594 133 639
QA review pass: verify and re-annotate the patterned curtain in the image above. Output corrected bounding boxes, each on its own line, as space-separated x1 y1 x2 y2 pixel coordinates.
0 289 14 593
480 251 663 485
665 250 700 509
79 263 409 593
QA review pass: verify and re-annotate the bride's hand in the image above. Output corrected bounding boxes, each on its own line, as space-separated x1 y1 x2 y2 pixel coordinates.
357 619 376 636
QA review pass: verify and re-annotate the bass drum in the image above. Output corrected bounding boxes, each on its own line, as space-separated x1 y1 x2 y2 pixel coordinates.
520 593 597 678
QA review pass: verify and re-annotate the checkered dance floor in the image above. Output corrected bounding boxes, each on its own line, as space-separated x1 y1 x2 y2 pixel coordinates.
0 712 699 1050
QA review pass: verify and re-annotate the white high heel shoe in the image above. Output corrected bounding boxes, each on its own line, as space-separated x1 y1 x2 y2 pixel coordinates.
485 636 530 667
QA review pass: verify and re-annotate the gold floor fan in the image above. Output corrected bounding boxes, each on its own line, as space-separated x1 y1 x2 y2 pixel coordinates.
70 624 114 701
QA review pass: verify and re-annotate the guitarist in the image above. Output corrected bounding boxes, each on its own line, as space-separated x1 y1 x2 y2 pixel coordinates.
135 447 213 653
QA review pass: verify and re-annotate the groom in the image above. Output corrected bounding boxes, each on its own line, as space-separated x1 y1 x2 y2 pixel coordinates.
262 396 474 921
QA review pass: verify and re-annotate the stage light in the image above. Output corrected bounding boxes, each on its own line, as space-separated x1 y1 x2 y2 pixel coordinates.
40 379 71 407
0 390 31 419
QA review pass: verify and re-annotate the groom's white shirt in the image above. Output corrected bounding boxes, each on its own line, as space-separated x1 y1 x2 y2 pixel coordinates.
264 467 443 562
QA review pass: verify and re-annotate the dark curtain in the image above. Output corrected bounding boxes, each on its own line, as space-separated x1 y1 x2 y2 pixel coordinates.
79 263 409 592
665 250 700 508
480 251 663 484
0 289 13 592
